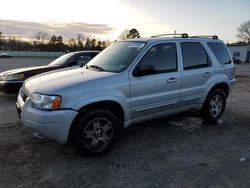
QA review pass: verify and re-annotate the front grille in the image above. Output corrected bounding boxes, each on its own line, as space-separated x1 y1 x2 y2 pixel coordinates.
21 90 28 102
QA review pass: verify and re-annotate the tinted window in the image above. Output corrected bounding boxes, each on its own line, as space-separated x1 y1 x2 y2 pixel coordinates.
73 54 93 66
181 42 210 70
208 42 231 64
136 43 177 75
91 52 99 58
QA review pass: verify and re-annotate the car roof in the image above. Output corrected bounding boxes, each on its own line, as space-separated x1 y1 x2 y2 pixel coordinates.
70 51 101 55
120 36 224 45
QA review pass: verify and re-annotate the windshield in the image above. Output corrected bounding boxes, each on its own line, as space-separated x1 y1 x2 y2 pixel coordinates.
49 53 73 66
86 41 146 72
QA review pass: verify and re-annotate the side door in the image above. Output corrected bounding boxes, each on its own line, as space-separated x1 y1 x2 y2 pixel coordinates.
129 42 181 119
180 42 215 106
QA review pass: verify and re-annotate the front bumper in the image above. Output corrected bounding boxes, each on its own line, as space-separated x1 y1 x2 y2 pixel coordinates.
0 81 23 94
17 91 78 144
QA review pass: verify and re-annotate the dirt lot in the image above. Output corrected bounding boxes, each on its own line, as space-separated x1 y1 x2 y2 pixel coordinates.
0 58 250 187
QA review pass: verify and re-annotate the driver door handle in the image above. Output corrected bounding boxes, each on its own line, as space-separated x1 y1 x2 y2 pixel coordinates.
167 77 177 83
203 72 211 77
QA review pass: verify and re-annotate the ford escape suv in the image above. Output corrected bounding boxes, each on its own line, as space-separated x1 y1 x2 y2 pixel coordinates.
16 33 236 156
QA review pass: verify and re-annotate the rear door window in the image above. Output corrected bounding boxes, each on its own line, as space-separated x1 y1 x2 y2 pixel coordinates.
207 42 232 64
181 42 211 70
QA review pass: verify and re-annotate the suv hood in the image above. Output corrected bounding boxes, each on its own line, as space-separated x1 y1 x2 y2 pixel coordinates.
23 67 116 95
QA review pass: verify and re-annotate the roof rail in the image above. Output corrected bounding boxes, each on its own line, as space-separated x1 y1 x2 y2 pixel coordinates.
151 33 189 38
189 35 218 39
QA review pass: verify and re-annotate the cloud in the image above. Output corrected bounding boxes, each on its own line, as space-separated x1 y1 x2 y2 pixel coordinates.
0 19 114 40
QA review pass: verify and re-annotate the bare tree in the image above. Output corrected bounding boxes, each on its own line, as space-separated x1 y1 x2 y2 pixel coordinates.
118 28 140 40
118 29 129 40
77 33 85 42
34 32 49 45
237 20 250 43
77 34 84 50
68 39 77 51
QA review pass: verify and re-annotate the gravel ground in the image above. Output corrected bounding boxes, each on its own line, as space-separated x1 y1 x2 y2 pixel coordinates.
235 63 250 76
0 58 250 187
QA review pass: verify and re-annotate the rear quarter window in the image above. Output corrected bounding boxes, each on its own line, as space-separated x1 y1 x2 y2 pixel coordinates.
207 42 232 64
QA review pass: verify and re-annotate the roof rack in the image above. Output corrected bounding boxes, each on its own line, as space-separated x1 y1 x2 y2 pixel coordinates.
150 33 219 39
189 35 218 39
151 33 189 38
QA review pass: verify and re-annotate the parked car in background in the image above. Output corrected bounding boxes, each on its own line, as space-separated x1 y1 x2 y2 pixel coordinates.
0 51 100 93
0 53 13 58
16 34 236 157
232 57 242 64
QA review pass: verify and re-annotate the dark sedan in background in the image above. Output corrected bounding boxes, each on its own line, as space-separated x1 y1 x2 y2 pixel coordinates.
0 51 100 94
0 53 13 58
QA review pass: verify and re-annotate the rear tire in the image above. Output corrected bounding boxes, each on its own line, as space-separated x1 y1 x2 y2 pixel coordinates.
200 88 226 124
73 109 122 157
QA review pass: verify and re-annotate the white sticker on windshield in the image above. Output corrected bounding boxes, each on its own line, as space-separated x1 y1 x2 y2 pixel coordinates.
128 43 145 48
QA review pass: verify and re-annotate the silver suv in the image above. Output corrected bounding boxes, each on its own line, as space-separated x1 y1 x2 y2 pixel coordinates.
16 34 236 156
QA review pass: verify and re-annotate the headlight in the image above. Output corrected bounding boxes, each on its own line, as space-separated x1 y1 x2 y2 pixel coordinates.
0 74 24 81
31 93 62 110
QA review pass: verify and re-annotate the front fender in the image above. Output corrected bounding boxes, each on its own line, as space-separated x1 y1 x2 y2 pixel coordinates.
67 89 130 122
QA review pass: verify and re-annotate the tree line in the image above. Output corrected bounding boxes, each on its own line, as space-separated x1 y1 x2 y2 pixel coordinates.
0 32 112 52
1 20 250 52
0 28 141 52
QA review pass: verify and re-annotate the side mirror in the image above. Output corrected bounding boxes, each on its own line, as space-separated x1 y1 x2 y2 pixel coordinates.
134 64 154 77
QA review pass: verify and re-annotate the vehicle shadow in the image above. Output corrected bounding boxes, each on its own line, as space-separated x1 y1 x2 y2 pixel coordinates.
0 92 18 101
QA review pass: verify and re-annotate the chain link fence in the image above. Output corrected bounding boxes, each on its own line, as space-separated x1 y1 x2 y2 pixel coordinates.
0 51 65 58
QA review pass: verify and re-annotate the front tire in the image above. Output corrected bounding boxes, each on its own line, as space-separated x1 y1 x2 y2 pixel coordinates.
73 109 122 157
200 88 226 124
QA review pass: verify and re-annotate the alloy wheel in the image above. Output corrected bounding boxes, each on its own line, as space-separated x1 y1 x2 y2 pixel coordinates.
209 95 223 118
83 117 114 152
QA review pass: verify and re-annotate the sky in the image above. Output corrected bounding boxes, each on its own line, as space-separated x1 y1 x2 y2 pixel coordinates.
0 0 249 42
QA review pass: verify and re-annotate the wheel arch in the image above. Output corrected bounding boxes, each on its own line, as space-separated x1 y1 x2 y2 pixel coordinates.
68 100 125 143
208 82 229 98
201 81 229 110
200 82 228 123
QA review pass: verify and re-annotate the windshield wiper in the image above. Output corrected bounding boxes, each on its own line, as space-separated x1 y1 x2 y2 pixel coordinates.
86 64 105 71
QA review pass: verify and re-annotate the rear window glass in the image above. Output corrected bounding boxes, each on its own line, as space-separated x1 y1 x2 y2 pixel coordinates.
207 42 231 64
181 42 210 70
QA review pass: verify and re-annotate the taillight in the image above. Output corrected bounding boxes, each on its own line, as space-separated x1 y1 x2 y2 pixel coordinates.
233 65 236 78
